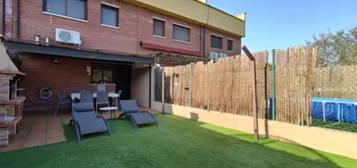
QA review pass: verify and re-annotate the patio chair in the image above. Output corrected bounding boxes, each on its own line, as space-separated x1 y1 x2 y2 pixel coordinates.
54 92 71 117
119 100 159 128
96 91 109 113
71 102 112 143
80 90 93 103
97 83 106 92
116 90 122 110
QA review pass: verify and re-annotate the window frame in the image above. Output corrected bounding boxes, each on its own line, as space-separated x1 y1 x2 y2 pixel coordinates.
172 23 191 44
211 34 224 49
42 0 88 22
153 17 166 38
227 39 234 51
100 2 120 29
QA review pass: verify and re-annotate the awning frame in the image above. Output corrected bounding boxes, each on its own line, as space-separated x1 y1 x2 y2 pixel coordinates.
5 41 155 64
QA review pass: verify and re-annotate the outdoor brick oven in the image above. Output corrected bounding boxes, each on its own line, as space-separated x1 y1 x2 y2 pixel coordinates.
0 38 25 147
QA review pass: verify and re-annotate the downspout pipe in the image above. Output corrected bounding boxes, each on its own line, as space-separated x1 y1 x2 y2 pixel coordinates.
200 25 206 58
15 0 20 39
2 0 5 36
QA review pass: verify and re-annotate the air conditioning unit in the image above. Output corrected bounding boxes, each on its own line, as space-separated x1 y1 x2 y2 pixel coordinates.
55 28 81 45
209 52 219 59
219 53 227 58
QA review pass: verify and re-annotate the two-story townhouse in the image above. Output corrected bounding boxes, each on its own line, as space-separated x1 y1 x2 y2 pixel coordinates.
0 0 246 111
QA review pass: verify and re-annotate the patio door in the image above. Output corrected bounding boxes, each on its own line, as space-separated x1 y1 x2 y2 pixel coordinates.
116 64 132 100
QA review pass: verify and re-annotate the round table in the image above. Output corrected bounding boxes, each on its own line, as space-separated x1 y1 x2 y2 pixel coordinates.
99 106 118 119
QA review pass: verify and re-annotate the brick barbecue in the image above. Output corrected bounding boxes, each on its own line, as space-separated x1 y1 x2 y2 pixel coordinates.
0 37 25 147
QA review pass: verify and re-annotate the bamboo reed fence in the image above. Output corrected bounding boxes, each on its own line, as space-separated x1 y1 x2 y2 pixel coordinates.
313 65 357 99
156 47 320 125
162 52 268 118
275 48 318 125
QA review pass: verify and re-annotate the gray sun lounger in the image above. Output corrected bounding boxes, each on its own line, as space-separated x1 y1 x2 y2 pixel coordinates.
71 102 112 143
119 100 159 128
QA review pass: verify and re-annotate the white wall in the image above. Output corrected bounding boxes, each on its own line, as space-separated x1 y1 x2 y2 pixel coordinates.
151 101 357 159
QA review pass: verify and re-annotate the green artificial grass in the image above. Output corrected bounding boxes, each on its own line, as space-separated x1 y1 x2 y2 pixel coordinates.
1 115 357 168
312 119 357 132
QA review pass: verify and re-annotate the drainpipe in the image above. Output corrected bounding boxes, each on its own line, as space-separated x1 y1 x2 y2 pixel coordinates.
2 0 5 35
200 25 206 58
15 0 20 38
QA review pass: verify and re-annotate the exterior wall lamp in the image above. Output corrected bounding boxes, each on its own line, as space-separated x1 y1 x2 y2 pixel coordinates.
51 58 60 64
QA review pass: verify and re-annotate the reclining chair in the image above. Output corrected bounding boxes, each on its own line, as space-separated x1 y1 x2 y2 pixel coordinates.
119 100 159 128
71 102 112 143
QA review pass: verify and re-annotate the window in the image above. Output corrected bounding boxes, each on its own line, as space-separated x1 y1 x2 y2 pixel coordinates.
91 63 117 84
101 4 119 28
153 19 165 37
43 0 87 20
173 24 191 43
211 35 223 49
227 39 233 51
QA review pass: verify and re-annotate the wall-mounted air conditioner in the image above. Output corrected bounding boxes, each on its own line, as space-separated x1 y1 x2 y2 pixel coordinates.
55 28 81 45
209 52 219 59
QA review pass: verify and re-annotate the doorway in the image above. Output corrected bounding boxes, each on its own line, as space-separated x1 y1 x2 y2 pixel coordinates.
116 64 132 100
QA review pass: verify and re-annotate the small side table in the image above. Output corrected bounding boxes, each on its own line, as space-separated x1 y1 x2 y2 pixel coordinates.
99 107 118 119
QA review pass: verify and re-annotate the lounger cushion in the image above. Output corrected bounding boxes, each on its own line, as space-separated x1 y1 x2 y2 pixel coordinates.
75 103 94 112
120 100 140 113
128 112 156 125
78 118 108 135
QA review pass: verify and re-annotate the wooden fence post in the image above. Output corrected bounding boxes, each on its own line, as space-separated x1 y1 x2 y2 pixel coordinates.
272 49 277 120
242 46 259 140
189 63 193 107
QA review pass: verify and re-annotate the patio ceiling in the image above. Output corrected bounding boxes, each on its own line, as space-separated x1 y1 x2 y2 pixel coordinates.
4 41 154 64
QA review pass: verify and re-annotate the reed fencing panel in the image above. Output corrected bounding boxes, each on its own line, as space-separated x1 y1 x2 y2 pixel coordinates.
162 52 268 118
275 48 318 125
313 65 357 99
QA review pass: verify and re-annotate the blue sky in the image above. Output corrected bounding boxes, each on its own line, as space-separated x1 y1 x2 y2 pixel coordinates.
208 0 357 52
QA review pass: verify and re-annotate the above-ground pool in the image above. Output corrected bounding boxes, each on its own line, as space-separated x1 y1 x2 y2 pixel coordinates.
312 98 357 124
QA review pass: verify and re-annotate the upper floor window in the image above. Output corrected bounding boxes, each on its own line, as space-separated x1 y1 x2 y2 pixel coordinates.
227 39 233 51
173 24 191 43
211 35 223 49
43 0 87 20
153 18 165 37
101 3 119 28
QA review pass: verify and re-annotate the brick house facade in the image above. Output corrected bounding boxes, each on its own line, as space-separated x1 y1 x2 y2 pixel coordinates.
0 0 246 111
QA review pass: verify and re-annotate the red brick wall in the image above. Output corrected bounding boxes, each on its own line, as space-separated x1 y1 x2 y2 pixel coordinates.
205 28 242 56
4 0 241 58
19 55 116 112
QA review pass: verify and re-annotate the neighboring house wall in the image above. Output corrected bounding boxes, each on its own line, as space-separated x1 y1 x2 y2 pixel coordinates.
5 0 241 57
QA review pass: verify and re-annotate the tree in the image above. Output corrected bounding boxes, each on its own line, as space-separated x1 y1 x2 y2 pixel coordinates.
306 27 357 67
